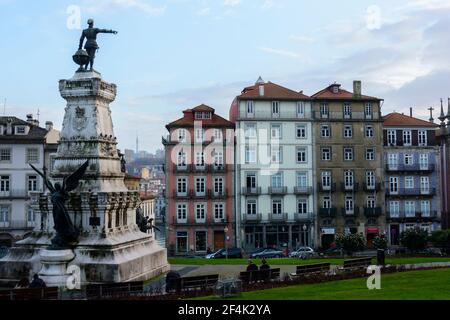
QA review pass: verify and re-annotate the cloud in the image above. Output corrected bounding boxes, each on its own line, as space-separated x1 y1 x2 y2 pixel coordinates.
261 0 274 10
83 0 166 16
223 0 241 6
258 47 301 59
197 7 211 16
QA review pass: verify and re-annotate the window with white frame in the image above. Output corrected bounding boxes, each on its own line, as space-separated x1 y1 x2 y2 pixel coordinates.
321 147 331 161
272 199 283 215
246 200 257 215
366 171 375 189
366 147 375 161
405 201 416 217
343 125 353 138
177 177 187 195
322 196 331 208
403 130 412 146
387 130 396 145
195 128 205 143
214 151 224 168
177 129 187 142
272 101 280 117
213 129 223 142
365 125 374 138
420 176 430 193
0 176 10 193
214 203 225 220
271 147 282 163
271 172 283 188
420 200 431 216
246 101 255 117
195 203 206 221
296 101 305 118
404 154 413 165
297 172 308 188
271 124 282 139
389 201 400 217
0 148 11 162
296 147 307 163
177 203 187 222
297 199 308 214
344 170 354 188
405 176 414 189
321 171 331 189
321 125 331 138
27 175 38 192
0 205 9 225
245 146 257 164
195 152 205 168
27 206 35 224
389 177 399 193
343 103 352 119
344 147 354 161
418 130 427 146
365 103 373 119
214 177 224 195
177 151 187 167
245 123 257 139
320 103 329 118
344 196 354 213
388 153 398 167
15 126 26 135
296 124 307 139
26 148 39 163
367 195 376 208
419 154 429 169
195 177 206 195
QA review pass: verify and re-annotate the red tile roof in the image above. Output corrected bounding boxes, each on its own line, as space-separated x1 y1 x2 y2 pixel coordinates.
312 84 381 101
383 112 438 127
166 104 234 128
237 81 310 100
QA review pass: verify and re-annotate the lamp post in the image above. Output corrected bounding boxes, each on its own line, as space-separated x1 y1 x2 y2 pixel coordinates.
224 226 229 260
303 224 307 247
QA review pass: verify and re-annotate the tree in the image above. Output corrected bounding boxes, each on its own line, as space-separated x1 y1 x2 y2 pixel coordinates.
400 228 428 252
430 229 450 254
373 233 388 250
335 233 366 255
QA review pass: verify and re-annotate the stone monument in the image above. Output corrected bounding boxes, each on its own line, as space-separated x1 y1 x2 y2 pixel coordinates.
0 20 169 287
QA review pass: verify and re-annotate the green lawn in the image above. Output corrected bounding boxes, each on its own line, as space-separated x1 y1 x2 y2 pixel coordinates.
201 268 450 300
169 256 450 266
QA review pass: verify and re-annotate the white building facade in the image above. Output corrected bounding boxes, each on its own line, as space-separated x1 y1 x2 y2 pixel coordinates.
230 79 316 251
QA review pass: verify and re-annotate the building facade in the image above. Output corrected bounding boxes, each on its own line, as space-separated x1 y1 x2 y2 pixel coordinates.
230 78 315 251
383 112 441 245
0 115 57 246
312 82 385 248
163 105 235 255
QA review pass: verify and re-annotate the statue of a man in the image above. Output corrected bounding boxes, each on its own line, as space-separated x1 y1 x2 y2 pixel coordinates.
79 19 118 71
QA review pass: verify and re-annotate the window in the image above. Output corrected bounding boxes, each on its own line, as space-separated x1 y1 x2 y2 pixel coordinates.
387 130 397 145
365 125 374 138
195 203 206 221
176 231 188 253
344 170 354 188
27 206 35 224
245 146 257 164
0 205 9 225
27 175 38 192
195 177 206 195
344 125 353 138
0 176 10 193
297 199 308 214
403 130 412 146
366 148 375 161
213 151 223 168
366 171 375 189
15 126 26 135
321 125 331 138
388 153 398 167
420 177 430 193
321 171 331 189
195 112 211 119
0 148 11 162
213 129 223 142
297 172 308 188
296 124 307 139
389 177 399 193
247 200 257 215
418 130 427 146
177 204 187 222
195 128 205 143
214 203 225 220
420 200 431 216
405 201 416 217
271 147 282 163
296 101 305 118
272 101 280 117
177 129 187 142
271 124 282 139
195 231 207 252
405 176 414 189
367 195 375 208
365 103 373 119
322 196 331 209
343 103 352 119
344 196 354 213
177 178 187 195
272 199 282 214
246 101 255 117
271 172 283 188
296 147 307 163
246 173 257 189
26 148 39 163
344 147 353 161
419 154 429 169
320 103 329 118
214 177 224 195
404 154 413 165
245 123 257 138
321 147 331 161
389 201 400 217
195 152 205 168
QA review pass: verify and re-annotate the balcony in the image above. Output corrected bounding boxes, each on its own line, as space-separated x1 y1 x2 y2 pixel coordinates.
294 212 314 222
269 212 287 222
385 163 435 173
242 187 261 196
294 186 313 195
192 190 212 200
388 211 438 220
211 164 228 173
341 183 359 192
192 165 210 173
0 220 36 230
363 183 381 192
0 190 42 200
386 188 436 197
211 189 228 199
341 206 360 217
364 207 383 217
316 111 379 121
173 190 193 200
268 186 288 195
318 183 337 193
319 207 338 217
173 165 192 174
242 213 262 223
172 217 230 226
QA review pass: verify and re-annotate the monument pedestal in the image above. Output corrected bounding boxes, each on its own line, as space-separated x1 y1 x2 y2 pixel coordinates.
39 249 75 288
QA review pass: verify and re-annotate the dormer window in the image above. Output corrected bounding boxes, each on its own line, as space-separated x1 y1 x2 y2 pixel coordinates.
331 85 340 94
0 125 4 135
15 126 27 135
195 112 211 119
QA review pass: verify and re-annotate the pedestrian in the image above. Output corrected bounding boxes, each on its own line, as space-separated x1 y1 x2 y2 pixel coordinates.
259 258 270 270
246 259 258 272
29 274 47 288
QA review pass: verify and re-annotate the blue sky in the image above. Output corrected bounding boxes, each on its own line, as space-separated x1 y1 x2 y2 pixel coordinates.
1 0 450 152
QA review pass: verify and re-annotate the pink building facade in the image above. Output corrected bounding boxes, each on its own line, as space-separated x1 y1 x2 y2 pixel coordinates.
163 105 235 256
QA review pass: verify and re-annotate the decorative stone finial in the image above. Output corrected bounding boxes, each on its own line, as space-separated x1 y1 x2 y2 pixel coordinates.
439 98 446 127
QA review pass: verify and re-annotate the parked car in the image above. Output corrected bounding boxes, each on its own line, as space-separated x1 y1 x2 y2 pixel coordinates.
320 247 343 256
289 246 315 258
417 247 444 256
247 247 274 257
205 248 243 259
250 248 284 259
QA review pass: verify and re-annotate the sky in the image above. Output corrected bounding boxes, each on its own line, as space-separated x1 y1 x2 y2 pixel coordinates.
1 0 450 152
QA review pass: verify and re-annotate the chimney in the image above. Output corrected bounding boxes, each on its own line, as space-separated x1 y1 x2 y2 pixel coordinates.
45 121 53 131
26 114 39 126
409 107 413 117
353 80 362 98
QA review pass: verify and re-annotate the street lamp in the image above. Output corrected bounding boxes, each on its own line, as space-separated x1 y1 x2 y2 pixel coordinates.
224 227 229 260
303 224 307 247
